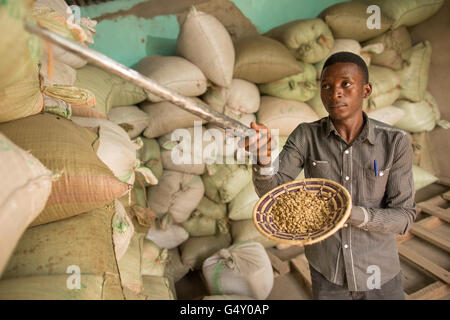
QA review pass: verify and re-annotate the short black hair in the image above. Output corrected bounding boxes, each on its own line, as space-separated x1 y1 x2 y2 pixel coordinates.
321 51 369 84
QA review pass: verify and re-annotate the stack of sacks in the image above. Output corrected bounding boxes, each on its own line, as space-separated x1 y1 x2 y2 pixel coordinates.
145 171 204 251
0 204 126 300
0 134 54 276
0 0 43 123
117 233 176 300
257 96 320 137
73 64 147 119
70 116 158 187
32 2 99 119
202 241 273 300
0 114 129 226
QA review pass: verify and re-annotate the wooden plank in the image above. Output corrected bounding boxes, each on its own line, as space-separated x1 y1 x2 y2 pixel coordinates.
266 250 290 277
397 216 443 244
410 224 450 253
290 254 312 290
398 244 450 284
408 281 450 300
417 202 450 223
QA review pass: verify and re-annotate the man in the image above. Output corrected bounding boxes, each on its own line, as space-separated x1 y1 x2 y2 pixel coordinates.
246 52 416 300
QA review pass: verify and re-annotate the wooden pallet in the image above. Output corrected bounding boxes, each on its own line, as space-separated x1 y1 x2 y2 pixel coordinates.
287 188 450 300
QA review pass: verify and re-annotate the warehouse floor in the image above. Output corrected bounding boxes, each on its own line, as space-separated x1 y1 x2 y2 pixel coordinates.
175 181 450 300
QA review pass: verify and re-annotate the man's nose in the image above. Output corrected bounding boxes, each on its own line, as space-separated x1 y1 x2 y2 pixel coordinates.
332 86 343 99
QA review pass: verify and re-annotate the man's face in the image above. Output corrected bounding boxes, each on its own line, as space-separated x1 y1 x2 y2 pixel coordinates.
320 62 371 121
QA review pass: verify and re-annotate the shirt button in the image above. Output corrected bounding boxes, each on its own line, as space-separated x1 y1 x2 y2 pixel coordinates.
344 224 348 227
345 176 350 181
344 150 349 154
312 162 316 166
344 244 349 249
379 171 384 177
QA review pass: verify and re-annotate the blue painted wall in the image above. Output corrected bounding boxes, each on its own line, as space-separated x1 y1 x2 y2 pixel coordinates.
80 0 346 67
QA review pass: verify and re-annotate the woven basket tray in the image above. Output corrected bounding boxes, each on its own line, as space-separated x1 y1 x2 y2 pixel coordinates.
252 178 352 246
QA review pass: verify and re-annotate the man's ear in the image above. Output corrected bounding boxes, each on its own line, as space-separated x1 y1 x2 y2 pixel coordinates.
363 82 372 99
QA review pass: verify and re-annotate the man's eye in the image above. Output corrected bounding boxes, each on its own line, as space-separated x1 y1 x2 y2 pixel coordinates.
321 84 330 89
343 81 352 87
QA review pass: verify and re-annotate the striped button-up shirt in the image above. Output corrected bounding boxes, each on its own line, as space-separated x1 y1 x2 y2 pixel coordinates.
252 112 416 291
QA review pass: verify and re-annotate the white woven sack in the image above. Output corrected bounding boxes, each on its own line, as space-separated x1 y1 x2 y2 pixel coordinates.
147 170 205 223
134 55 208 102
228 182 259 221
71 117 157 186
158 126 216 175
107 105 151 139
145 223 189 250
367 106 405 125
0 133 53 275
202 241 274 300
176 7 234 87
112 199 135 261
141 98 207 138
257 96 319 136
40 53 77 86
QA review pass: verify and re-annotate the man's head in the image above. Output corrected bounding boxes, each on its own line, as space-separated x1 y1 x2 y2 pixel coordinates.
320 52 371 121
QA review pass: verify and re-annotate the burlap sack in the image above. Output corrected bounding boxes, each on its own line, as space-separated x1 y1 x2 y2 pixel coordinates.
176 7 234 87
257 96 319 136
394 91 449 133
0 114 129 226
195 196 227 220
259 61 318 102
0 133 53 276
180 226 232 270
367 106 405 125
1 205 124 299
363 27 412 70
141 98 207 138
265 18 334 64
147 170 205 223
202 164 252 204
107 105 151 139
360 0 444 29
134 55 207 102
118 232 144 295
40 53 77 86
141 239 168 277
73 64 147 118
0 274 123 300
145 222 189 249
228 182 259 221
319 2 393 42
368 65 401 111
233 35 303 84
230 219 277 248
112 200 135 261
71 117 157 186
166 248 191 283
202 79 260 114
135 137 163 186
202 241 274 299
397 41 432 102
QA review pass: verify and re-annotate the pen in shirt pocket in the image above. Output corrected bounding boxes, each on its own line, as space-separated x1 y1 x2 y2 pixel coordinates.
374 159 378 177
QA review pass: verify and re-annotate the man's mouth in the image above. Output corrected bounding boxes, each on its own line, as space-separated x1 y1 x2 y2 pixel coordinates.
329 103 347 108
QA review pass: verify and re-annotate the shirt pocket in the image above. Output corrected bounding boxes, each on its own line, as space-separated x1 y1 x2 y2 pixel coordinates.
306 158 331 179
362 167 390 202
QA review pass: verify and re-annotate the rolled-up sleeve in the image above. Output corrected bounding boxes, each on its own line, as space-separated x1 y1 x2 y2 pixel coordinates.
252 126 306 197
349 134 417 234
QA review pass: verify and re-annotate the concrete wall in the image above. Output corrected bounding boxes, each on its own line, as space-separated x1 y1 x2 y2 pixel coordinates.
80 0 346 67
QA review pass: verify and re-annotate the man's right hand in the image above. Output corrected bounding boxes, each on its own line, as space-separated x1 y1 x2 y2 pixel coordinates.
243 122 272 167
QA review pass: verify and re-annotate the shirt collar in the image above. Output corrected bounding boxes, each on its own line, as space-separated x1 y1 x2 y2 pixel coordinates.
321 112 376 145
